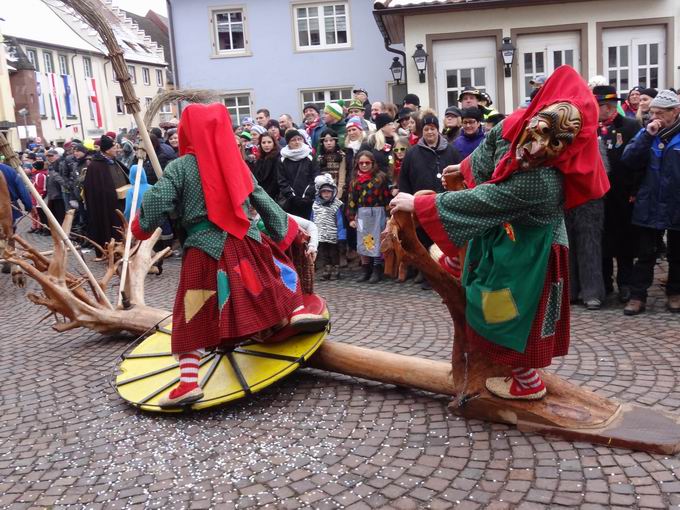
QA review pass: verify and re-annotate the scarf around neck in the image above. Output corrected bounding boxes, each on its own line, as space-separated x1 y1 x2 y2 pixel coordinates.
659 115 680 144
281 144 312 161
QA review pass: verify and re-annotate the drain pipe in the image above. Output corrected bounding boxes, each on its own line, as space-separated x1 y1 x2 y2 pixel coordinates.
373 9 407 85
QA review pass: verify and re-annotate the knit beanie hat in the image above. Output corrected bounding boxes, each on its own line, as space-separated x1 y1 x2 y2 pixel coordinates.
241 116 253 126
639 88 658 99
403 93 420 107
105 131 117 139
99 135 115 152
324 103 344 121
460 107 483 122
284 129 304 144
315 173 337 192
303 104 320 114
239 131 252 141
650 89 679 109
375 113 394 131
250 125 267 135
421 114 439 129
346 116 364 131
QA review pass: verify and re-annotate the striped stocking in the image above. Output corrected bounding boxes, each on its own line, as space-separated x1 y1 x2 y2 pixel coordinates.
512 367 544 390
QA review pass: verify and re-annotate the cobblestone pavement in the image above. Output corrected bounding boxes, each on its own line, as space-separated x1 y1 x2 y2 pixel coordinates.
1 231 680 509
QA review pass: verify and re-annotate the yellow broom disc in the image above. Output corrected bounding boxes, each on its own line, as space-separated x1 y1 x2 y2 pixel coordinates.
115 307 329 413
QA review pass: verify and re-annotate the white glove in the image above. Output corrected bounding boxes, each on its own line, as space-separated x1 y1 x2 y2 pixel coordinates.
69 200 80 210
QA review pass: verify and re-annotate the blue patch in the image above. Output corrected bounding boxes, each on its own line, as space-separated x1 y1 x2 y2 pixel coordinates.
273 257 298 293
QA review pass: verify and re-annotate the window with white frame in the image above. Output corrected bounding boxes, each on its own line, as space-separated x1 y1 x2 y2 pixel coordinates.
58 54 69 75
210 8 248 55
83 56 93 78
115 96 125 114
156 68 163 86
26 48 39 71
223 94 252 126
145 97 153 109
142 67 150 85
43 51 54 73
127 64 137 84
301 87 352 111
603 26 665 94
159 102 173 122
294 2 349 51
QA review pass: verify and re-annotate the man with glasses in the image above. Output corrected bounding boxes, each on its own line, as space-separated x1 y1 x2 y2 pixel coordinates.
453 108 485 158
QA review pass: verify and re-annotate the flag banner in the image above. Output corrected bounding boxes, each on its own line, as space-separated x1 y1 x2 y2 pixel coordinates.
48 73 64 129
35 72 46 116
62 74 75 117
87 77 103 129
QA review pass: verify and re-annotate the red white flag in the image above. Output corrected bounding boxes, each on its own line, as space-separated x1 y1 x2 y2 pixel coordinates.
48 73 64 129
87 77 103 129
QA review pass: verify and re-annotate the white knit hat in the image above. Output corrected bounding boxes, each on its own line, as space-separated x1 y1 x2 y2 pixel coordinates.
650 89 680 109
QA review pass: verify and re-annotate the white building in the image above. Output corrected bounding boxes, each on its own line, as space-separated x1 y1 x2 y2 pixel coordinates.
2 0 168 145
374 0 679 113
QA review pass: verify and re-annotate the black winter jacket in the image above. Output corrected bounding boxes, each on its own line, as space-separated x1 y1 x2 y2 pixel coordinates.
398 135 461 194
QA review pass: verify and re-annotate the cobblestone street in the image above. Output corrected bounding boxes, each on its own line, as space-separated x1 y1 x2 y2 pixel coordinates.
1 232 680 509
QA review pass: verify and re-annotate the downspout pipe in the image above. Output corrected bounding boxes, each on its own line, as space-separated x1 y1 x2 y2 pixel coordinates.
70 53 85 138
373 9 407 85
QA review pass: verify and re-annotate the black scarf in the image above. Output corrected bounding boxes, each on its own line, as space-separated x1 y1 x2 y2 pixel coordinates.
659 115 680 144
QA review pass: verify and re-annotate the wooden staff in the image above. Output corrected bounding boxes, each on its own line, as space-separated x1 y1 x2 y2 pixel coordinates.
0 132 113 308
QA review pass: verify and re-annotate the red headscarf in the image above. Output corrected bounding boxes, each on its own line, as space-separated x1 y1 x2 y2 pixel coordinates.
489 66 609 209
178 103 254 239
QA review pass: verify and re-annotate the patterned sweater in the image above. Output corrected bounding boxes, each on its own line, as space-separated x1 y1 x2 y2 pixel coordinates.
135 154 295 260
347 172 392 221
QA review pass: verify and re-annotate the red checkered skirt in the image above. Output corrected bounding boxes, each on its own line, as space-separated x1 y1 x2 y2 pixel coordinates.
171 235 304 354
468 244 570 368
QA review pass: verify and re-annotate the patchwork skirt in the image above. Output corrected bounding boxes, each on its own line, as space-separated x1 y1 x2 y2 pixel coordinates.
469 244 570 368
171 235 304 353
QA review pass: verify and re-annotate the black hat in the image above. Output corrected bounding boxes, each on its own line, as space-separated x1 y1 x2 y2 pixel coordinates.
460 107 482 122
421 114 439 129
403 93 420 107
375 113 394 131
397 108 412 122
639 88 658 99
592 85 623 103
480 91 493 106
458 87 483 102
284 129 304 144
445 106 462 117
352 88 368 96
303 104 320 114
99 135 115 152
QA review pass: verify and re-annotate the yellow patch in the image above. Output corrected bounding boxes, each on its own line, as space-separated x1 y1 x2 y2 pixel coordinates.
184 289 216 323
362 234 375 252
481 288 519 324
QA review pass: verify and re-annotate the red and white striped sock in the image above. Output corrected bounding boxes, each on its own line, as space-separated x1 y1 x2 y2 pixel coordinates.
178 350 201 387
512 367 543 389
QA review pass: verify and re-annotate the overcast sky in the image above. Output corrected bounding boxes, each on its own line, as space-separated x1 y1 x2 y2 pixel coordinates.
113 0 168 16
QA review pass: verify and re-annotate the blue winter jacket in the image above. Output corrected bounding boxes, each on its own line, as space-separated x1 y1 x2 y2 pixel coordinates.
0 163 33 222
621 128 680 231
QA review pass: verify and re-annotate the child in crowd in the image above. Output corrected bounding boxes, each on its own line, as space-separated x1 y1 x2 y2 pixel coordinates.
347 151 392 284
311 174 346 280
29 160 48 234
317 129 347 194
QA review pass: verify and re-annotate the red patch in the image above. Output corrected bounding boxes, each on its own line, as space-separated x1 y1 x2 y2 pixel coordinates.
234 259 263 296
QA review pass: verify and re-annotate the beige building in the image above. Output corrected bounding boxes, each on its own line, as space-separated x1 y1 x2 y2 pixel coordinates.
2 0 168 145
374 0 679 113
0 34 18 150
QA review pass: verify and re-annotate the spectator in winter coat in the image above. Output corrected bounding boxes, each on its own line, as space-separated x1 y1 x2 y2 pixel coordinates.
360 113 397 174
453 107 485 158
253 133 282 200
321 103 347 150
621 90 680 315
144 134 176 184
278 129 319 219
636 88 658 127
352 88 372 121
442 106 462 143
303 104 325 150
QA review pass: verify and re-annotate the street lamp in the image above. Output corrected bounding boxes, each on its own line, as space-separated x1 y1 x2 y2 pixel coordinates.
412 44 428 84
389 57 404 85
500 37 516 78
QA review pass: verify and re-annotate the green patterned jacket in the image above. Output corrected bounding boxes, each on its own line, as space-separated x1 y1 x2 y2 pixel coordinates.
136 154 292 259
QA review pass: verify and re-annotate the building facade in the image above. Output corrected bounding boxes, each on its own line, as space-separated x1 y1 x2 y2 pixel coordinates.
168 0 400 126
2 0 168 148
374 0 679 113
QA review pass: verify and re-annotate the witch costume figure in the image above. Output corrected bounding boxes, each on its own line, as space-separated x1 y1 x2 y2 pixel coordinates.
391 66 609 400
132 103 329 407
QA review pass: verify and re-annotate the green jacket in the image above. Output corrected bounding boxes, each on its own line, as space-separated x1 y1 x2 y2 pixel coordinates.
137 154 292 260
